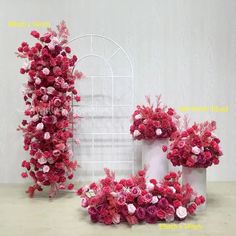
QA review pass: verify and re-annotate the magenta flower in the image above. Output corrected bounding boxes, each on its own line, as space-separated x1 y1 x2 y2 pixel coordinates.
17 21 83 197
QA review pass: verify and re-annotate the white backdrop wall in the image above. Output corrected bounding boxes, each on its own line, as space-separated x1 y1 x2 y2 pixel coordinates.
0 0 235 183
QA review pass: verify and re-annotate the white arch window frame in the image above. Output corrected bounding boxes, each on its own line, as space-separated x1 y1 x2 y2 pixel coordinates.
69 34 135 181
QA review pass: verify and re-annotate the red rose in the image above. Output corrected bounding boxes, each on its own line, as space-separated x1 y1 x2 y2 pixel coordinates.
156 209 166 220
173 200 182 208
31 30 40 38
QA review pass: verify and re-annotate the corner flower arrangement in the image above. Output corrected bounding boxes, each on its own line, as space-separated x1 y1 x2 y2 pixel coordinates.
167 121 223 168
130 96 179 141
16 21 82 197
77 169 205 225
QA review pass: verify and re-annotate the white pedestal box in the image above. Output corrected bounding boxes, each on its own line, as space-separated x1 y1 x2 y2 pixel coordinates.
182 166 207 211
142 139 168 181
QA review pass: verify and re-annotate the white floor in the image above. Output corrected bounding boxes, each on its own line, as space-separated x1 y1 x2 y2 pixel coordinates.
0 182 235 236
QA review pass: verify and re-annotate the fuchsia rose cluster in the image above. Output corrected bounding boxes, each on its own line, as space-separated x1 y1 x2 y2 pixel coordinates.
167 121 223 168
130 96 179 141
77 169 205 225
17 21 82 197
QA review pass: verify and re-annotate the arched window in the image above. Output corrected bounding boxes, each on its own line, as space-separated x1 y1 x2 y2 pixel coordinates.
69 35 134 182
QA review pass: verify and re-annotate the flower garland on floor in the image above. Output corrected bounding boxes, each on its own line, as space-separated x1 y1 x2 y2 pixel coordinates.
130 96 180 141
16 21 82 197
77 169 205 225
167 121 223 168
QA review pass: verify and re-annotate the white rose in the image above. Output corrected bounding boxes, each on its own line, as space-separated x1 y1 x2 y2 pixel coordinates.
147 182 154 191
61 82 69 89
51 37 59 45
156 128 162 136
35 78 41 85
22 61 30 70
192 146 201 155
38 157 47 165
110 192 119 198
47 87 55 95
112 214 121 224
41 95 48 102
151 196 159 204
134 114 142 120
42 68 50 75
42 165 50 173
44 132 50 140
47 158 54 164
127 204 136 215
48 42 55 50
133 130 141 137
32 115 39 122
36 123 44 131
168 186 176 194
143 119 148 124
176 206 187 219
62 109 68 116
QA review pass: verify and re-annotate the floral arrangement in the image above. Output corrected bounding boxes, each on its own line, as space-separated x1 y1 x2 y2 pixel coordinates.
130 96 179 141
16 21 82 197
167 121 223 168
77 169 205 225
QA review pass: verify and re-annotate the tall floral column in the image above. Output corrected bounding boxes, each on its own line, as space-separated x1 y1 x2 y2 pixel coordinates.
167 121 223 210
16 21 82 197
130 96 180 181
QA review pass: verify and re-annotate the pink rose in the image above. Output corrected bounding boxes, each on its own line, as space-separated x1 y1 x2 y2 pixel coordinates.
53 149 61 157
135 207 146 220
81 198 88 208
177 140 185 149
130 186 141 197
117 196 126 206
53 98 62 107
143 193 153 203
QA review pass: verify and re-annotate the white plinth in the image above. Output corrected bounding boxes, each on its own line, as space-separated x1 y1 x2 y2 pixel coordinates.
142 139 168 181
182 166 207 211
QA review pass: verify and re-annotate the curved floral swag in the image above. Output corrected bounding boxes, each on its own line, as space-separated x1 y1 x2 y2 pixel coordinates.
17 21 82 197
